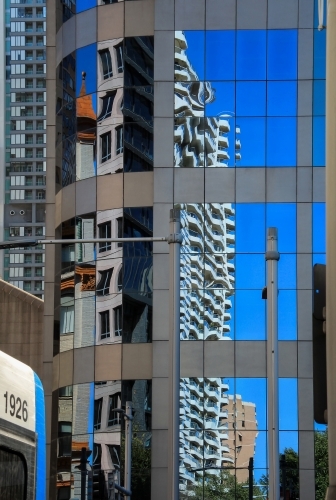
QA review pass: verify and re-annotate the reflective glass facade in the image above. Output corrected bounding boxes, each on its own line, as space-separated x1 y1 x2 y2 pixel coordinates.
48 0 326 499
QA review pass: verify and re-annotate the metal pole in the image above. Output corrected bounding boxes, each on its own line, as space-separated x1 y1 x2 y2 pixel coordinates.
248 457 254 500
124 402 132 500
326 1 336 498
80 447 87 500
167 209 182 500
41 237 167 244
266 227 280 500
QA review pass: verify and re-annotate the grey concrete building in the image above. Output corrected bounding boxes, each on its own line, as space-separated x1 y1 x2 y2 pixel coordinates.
0 278 44 378
45 0 326 499
2 0 47 298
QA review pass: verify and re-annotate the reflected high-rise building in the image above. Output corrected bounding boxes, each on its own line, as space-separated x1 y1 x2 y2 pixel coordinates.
46 1 325 499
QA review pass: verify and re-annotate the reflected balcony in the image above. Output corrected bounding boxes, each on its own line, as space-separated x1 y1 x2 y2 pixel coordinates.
217 146 230 160
204 432 220 448
219 409 228 419
205 467 221 477
188 214 204 234
180 468 195 482
190 291 204 308
218 133 229 148
205 117 218 137
219 432 229 441
204 330 224 341
187 430 203 447
174 93 192 114
175 82 190 97
205 401 219 414
218 119 230 133
182 145 201 168
205 385 220 399
189 445 203 461
188 394 202 412
174 124 184 143
205 133 217 153
174 64 194 82
189 380 203 398
204 447 220 460
190 408 203 426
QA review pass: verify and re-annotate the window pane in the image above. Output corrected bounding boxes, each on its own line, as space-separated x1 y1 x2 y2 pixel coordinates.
267 30 297 80
236 31 266 80
99 49 113 79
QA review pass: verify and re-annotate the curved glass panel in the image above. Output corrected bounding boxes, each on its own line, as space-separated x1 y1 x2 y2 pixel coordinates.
56 380 151 498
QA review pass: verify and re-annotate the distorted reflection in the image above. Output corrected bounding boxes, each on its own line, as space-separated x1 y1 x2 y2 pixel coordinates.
123 207 153 343
96 209 123 345
174 32 241 169
97 39 124 176
56 380 151 499
76 73 96 180
59 219 76 353
74 215 96 348
124 37 154 172
75 44 97 180
56 52 76 187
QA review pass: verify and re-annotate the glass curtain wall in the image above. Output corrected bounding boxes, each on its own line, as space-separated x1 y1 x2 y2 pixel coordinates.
53 32 155 500
175 23 325 499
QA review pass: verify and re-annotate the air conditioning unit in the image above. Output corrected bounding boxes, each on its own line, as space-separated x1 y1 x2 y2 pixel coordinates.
9 210 15 216
19 210 25 215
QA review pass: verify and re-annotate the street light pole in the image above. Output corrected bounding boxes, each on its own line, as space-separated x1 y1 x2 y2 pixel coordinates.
167 209 182 500
124 402 133 500
326 1 336 498
266 227 280 500
0 214 183 500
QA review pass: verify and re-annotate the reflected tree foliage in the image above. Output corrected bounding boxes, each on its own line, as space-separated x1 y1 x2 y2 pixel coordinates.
315 431 329 500
260 448 299 499
120 426 151 500
181 471 263 500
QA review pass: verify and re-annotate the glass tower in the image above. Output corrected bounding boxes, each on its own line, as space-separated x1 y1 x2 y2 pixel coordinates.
46 0 326 499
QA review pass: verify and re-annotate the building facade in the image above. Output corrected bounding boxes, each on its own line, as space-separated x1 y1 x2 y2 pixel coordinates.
45 0 326 499
2 0 47 298
0 278 44 377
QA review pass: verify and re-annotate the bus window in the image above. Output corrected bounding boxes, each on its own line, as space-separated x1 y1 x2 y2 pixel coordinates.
0 447 27 500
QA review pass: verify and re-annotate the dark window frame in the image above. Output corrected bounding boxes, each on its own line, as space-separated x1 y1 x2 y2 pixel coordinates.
98 221 111 252
114 305 122 336
96 268 113 296
101 131 111 163
100 310 110 340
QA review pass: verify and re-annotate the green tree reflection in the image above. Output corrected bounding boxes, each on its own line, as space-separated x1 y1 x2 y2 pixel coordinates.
315 431 329 500
258 432 329 500
181 471 263 500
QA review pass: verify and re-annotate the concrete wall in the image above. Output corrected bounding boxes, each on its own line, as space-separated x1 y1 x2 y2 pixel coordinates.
0 279 44 379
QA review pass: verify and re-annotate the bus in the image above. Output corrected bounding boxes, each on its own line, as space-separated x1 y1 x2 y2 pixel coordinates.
0 350 46 500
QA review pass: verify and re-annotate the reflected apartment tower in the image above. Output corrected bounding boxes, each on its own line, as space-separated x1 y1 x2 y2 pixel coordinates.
179 377 235 493
3 0 47 297
175 30 245 494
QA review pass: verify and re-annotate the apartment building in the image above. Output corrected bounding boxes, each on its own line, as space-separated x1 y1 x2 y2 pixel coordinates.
2 0 46 298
